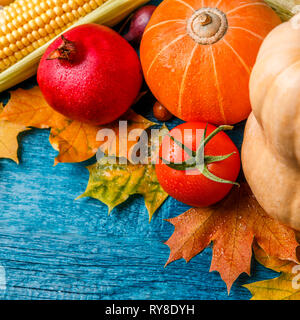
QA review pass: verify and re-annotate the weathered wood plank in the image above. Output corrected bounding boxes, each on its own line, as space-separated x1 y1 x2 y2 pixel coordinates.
0 126 278 300
0 0 279 300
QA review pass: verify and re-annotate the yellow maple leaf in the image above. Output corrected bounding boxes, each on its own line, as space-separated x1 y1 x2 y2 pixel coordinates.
244 244 300 300
79 157 168 221
79 125 169 220
0 87 155 164
0 103 28 164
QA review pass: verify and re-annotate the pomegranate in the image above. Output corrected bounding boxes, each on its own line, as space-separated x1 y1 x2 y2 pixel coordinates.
37 24 143 125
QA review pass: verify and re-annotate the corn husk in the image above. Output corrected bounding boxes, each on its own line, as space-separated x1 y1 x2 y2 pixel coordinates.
265 0 300 20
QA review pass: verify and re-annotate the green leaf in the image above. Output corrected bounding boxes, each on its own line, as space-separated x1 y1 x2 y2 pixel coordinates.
78 158 168 221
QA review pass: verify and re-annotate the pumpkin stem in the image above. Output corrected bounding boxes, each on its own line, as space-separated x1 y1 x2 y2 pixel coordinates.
161 124 239 186
47 35 76 61
198 13 212 26
187 7 228 45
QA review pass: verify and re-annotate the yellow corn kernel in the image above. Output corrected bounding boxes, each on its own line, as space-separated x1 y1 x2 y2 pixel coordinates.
8 55 16 63
3 46 12 56
15 40 25 50
32 40 40 50
0 0 110 71
20 47 28 57
21 37 30 46
14 51 23 61
2 58 11 67
0 61 6 70
0 36 8 47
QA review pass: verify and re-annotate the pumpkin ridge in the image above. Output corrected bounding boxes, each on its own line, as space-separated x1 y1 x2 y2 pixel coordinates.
209 46 227 123
174 0 195 12
222 39 251 75
257 59 300 129
143 19 186 36
290 185 300 229
226 2 269 15
215 0 223 7
295 88 300 166
228 26 263 40
146 34 187 78
275 61 300 167
178 43 198 116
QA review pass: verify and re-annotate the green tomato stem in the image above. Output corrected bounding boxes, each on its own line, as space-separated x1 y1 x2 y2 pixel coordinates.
162 124 238 185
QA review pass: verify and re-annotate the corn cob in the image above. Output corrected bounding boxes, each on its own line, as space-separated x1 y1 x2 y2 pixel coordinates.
0 0 108 72
0 0 149 92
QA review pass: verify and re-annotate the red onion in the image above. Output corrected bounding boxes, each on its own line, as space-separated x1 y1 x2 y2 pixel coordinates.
123 5 156 45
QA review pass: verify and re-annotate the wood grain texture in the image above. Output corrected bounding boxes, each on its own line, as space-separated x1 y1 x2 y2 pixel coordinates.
0 0 279 300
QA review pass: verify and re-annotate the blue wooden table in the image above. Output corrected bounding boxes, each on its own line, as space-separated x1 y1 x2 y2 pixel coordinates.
0 0 278 300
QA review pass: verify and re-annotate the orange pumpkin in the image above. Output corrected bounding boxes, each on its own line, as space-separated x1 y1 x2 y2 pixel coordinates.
140 0 280 124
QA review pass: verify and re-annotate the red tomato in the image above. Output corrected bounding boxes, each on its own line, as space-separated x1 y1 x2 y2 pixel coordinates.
155 122 241 207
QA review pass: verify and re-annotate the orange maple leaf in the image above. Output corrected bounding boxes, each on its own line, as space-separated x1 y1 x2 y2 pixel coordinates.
0 87 155 164
253 243 297 274
0 103 29 163
165 182 299 292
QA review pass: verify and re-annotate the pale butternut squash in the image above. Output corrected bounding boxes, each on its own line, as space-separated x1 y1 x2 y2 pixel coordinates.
242 13 300 230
